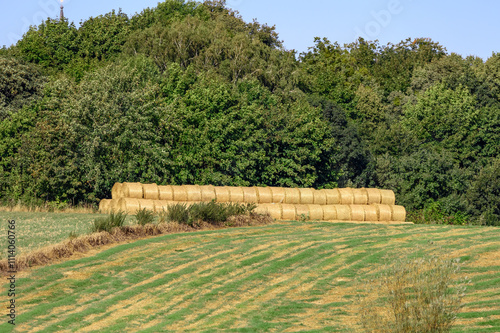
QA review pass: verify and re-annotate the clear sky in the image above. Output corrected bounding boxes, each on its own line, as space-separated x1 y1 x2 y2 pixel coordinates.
1 0 499 61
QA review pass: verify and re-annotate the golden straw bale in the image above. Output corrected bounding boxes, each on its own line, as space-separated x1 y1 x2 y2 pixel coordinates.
335 205 351 221
118 198 141 214
242 187 258 203
363 205 378 221
338 188 354 204
322 189 341 204
158 185 174 201
153 200 167 213
111 183 124 200
353 189 368 205
308 205 324 220
284 188 301 204
296 204 310 220
172 186 188 201
227 186 244 203
214 187 230 202
256 187 273 203
299 188 315 204
350 205 366 221
184 185 201 202
380 189 396 205
365 188 382 204
99 199 111 213
391 205 406 222
322 205 337 220
200 185 216 202
109 199 120 213
140 199 155 212
123 182 143 199
313 190 327 205
142 183 159 200
255 204 282 220
282 204 297 220
270 187 286 203
374 204 392 221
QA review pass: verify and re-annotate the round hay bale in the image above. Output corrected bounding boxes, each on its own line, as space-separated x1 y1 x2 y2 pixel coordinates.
255 204 282 220
270 187 286 203
153 200 167 213
227 186 244 203
365 188 382 204
353 189 368 205
99 199 111 213
184 185 201 202
322 189 341 204
338 188 354 205
200 185 216 202
256 187 272 203
380 190 396 205
335 205 351 221
391 205 406 222
296 204 310 220
363 205 378 221
142 183 159 200
118 198 141 214
158 185 174 201
374 204 392 221
109 199 120 213
140 199 155 212
281 204 297 220
242 187 258 203
214 187 230 202
111 183 124 200
299 188 315 204
172 186 188 201
284 188 300 204
308 205 324 220
350 205 365 221
123 182 143 199
313 190 327 205
322 205 337 220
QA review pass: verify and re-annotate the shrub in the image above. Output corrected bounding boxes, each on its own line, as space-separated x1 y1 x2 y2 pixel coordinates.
92 211 127 233
136 208 155 226
165 203 189 225
188 201 257 225
359 253 467 333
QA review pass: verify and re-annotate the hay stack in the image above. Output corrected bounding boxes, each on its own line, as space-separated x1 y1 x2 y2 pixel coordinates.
284 188 301 204
200 185 216 202
109 199 120 213
282 204 297 220
256 187 272 203
142 184 159 200
154 200 167 213
295 204 310 220
140 199 155 212
270 187 286 203
242 187 258 203
338 188 354 204
184 185 201 202
172 186 188 201
214 187 230 202
322 189 341 204
374 204 392 221
380 190 396 205
353 189 368 205
350 205 366 221
363 205 378 221
308 205 324 220
313 190 327 205
322 205 337 220
335 205 351 221
99 199 111 214
391 205 406 222
118 198 141 214
158 185 174 201
227 186 244 203
255 204 282 220
299 188 315 204
111 183 124 200
365 188 382 204
123 182 143 199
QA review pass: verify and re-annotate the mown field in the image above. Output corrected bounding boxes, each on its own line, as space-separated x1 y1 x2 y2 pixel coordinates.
0 214 499 332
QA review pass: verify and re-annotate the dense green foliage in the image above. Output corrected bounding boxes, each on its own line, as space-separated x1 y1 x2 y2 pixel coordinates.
0 0 498 225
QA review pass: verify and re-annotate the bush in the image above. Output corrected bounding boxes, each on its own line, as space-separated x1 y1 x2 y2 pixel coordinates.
165 203 189 225
92 211 127 233
136 208 155 226
358 253 468 333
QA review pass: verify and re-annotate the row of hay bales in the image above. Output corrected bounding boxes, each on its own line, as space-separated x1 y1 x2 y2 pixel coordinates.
99 198 406 222
100 183 406 222
110 183 397 205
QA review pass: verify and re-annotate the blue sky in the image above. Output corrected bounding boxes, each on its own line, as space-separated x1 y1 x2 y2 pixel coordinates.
1 0 499 60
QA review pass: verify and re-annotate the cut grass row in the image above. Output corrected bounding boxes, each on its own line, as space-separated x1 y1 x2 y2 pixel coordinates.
0 218 498 332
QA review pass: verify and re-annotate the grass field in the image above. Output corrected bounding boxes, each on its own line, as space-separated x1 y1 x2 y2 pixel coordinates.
0 214 499 332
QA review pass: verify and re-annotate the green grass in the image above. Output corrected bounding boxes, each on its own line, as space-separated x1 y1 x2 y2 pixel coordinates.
0 220 498 332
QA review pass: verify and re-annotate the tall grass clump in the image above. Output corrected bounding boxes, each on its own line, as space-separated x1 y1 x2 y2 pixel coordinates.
165 203 190 224
92 212 127 233
359 253 468 333
136 208 155 226
188 201 256 225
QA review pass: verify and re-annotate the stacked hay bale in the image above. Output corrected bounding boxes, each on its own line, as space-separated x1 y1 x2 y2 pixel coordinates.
99 184 408 223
